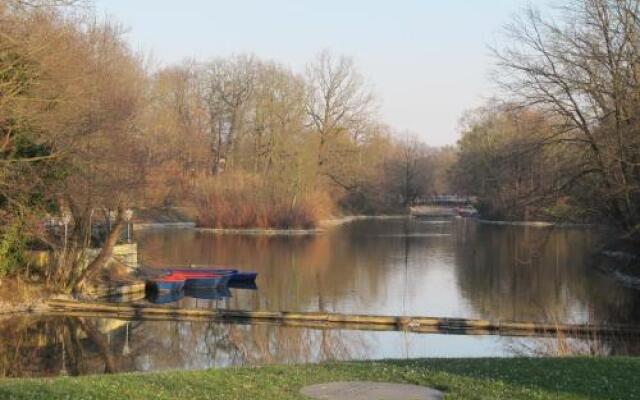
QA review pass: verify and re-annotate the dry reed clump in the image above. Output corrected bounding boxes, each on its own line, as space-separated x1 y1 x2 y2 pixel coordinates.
0 276 50 312
540 315 618 357
540 326 611 357
508 312 622 357
193 172 333 229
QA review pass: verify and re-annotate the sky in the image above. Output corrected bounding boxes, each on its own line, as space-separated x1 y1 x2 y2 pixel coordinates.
94 0 540 146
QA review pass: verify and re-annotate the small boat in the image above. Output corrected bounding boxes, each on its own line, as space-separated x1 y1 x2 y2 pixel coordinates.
167 271 231 289
146 275 186 293
229 271 258 282
147 290 184 304
167 268 258 283
228 280 258 290
184 286 231 300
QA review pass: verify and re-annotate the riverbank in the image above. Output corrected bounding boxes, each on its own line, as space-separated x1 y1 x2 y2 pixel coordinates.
133 207 408 235
0 358 637 399
195 215 408 235
0 278 50 315
0 254 145 315
477 219 599 228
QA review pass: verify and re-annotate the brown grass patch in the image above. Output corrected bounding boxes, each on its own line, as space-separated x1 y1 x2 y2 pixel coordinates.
0 276 50 311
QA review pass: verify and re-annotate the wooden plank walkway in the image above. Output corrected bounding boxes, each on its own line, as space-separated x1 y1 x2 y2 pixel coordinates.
46 299 640 338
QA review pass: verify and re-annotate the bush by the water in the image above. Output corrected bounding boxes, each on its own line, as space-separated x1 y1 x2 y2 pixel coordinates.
193 172 333 229
0 220 27 277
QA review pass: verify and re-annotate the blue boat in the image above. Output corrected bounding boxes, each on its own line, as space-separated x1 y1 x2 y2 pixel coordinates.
230 271 258 282
183 275 230 289
147 290 184 304
170 271 232 289
228 280 258 290
185 286 231 300
167 268 257 283
146 277 185 293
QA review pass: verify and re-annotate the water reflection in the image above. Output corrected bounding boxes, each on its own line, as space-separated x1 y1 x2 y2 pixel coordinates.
147 291 184 304
137 219 640 325
0 314 372 378
5 314 636 378
452 221 640 324
2 219 640 378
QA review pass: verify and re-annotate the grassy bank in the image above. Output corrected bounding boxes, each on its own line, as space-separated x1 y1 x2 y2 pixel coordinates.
0 358 638 399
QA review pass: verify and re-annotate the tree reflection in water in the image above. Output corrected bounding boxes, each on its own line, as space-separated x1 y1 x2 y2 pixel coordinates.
0 314 369 378
502 329 640 358
137 219 640 328
4 220 640 377
452 221 640 325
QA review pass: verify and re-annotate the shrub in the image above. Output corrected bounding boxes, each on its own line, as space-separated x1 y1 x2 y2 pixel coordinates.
193 172 332 229
0 220 27 277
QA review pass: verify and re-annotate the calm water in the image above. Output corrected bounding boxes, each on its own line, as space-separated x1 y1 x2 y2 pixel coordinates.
2 218 640 377
138 218 639 324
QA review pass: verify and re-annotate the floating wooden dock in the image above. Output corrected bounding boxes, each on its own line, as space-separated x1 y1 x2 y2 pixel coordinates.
45 299 640 338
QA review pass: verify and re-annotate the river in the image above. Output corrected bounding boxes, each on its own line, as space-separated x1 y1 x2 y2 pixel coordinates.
2 218 639 377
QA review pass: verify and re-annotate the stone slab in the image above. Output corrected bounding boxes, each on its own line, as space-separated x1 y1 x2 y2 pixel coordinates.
300 381 444 400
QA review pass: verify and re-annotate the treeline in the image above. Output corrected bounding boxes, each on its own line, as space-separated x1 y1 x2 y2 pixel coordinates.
0 1 446 284
140 53 455 226
450 0 640 242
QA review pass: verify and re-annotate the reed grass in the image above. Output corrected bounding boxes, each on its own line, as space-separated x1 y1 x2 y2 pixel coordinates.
193 172 333 229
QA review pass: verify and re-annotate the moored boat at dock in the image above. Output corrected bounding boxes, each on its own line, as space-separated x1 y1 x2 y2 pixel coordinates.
165 268 258 283
146 275 186 293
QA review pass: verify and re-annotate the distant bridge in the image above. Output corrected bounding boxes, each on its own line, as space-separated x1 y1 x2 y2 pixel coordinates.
410 195 478 218
412 195 477 207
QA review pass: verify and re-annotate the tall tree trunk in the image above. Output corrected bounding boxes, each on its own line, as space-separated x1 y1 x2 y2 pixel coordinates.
72 206 126 294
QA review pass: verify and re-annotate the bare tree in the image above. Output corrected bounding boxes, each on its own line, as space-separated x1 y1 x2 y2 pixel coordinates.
0 3 146 288
451 103 573 220
305 50 375 172
494 0 640 234
139 62 210 204
201 55 257 173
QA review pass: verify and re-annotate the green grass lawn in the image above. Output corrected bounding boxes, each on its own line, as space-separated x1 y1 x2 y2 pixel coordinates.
0 358 638 399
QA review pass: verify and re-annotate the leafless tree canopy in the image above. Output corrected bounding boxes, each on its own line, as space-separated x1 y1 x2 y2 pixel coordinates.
452 0 640 234
0 2 440 286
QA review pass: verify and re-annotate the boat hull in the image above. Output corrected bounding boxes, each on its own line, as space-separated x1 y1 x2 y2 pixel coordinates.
147 290 184 304
147 279 185 293
228 280 258 290
231 272 258 282
182 274 231 289
185 286 231 300
167 268 257 283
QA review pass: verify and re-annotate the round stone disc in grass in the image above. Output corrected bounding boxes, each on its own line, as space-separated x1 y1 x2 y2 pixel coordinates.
300 381 444 400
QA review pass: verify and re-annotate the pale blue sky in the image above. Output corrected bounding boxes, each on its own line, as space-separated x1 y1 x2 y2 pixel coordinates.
94 0 542 146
